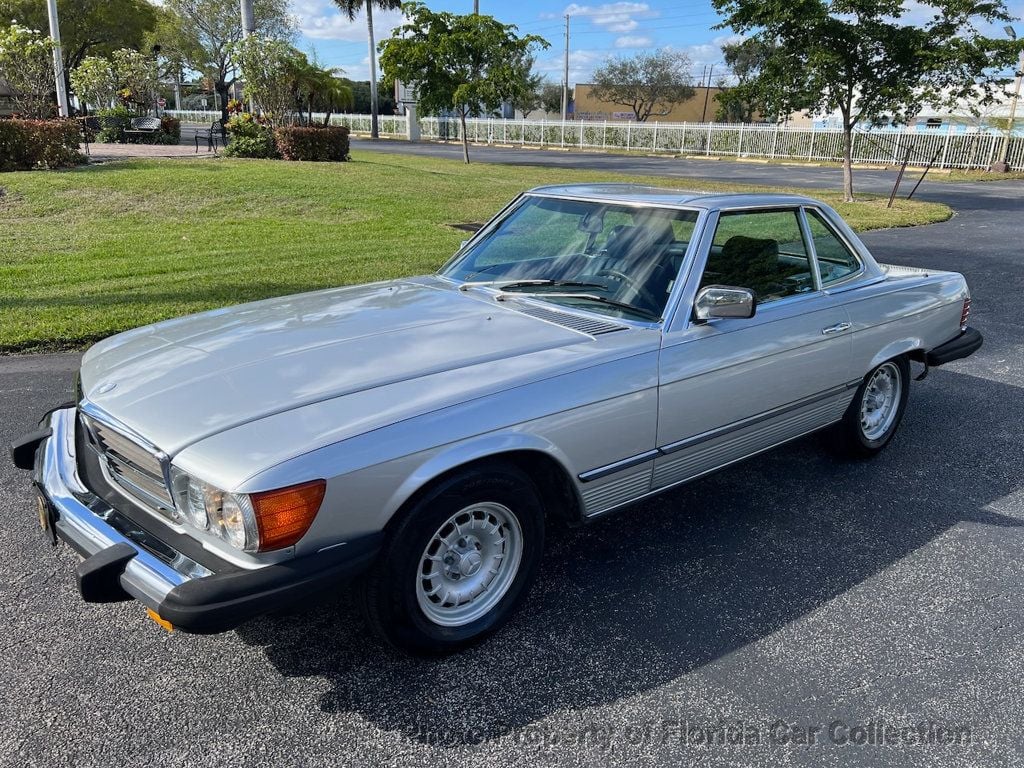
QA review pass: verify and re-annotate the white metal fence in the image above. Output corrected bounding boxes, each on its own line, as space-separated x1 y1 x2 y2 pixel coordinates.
166 110 409 137
165 110 1024 170
420 116 1024 171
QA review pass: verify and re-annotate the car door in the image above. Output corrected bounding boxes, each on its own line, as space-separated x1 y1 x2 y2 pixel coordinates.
653 206 857 489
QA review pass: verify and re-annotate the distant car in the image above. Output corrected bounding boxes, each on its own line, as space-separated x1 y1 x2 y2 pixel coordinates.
14 184 982 654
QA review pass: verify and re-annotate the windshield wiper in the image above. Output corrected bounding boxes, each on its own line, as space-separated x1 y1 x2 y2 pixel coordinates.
497 279 608 292
496 291 661 322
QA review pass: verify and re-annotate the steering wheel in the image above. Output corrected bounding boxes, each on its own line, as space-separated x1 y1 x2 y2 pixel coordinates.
594 268 663 314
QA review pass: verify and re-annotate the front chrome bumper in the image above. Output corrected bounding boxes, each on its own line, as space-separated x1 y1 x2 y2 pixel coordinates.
37 407 193 609
20 407 382 633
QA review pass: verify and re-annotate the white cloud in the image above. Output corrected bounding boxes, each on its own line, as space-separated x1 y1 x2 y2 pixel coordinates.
615 35 653 48
562 2 656 33
294 0 406 42
535 48 607 85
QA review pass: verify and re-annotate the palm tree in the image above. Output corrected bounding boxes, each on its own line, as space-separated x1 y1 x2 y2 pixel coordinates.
333 0 402 139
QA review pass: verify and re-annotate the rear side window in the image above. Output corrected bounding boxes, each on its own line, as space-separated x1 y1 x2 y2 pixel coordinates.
806 209 861 285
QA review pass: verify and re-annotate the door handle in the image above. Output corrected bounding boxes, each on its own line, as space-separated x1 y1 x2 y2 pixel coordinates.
821 322 852 335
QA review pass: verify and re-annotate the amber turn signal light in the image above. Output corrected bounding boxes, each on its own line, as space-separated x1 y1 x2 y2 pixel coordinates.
251 479 326 551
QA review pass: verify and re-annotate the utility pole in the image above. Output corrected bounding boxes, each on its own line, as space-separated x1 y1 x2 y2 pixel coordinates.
46 0 70 117
992 25 1022 172
701 64 714 122
473 0 479 13
561 14 570 121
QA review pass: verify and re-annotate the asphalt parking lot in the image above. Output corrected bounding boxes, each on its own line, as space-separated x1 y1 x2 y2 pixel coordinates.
1 146 1022 767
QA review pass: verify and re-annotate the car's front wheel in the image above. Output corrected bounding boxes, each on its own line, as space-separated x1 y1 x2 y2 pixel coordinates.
835 356 910 457
358 462 544 655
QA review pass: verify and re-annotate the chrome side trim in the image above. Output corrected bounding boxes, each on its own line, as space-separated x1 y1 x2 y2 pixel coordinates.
578 449 661 483
658 381 861 456
577 380 862 482
584 414 845 520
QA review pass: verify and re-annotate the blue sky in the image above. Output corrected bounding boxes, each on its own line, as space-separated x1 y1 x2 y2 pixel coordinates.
291 1 742 86
292 0 1024 87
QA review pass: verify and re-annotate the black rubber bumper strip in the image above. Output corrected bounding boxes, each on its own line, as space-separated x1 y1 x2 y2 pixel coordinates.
76 542 137 603
156 532 383 634
926 327 983 367
11 428 52 471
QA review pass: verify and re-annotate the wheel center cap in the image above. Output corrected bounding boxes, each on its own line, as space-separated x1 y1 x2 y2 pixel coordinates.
459 551 483 577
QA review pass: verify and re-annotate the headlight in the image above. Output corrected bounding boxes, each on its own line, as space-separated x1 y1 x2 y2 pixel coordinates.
171 470 325 553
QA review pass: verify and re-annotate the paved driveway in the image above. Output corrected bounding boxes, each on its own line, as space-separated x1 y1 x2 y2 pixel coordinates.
1 147 1022 767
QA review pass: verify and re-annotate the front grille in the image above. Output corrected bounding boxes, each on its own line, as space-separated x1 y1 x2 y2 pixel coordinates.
81 413 174 512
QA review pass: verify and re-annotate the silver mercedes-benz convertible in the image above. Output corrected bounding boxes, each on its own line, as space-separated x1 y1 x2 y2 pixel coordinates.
14 184 982 654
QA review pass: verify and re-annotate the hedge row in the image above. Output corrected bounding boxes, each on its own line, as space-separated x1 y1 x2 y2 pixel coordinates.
224 121 350 162
274 126 350 162
0 119 85 172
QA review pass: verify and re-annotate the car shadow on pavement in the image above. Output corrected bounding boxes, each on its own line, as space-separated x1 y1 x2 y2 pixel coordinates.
234 369 1023 746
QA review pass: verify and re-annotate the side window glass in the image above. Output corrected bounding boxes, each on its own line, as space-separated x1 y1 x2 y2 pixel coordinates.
806 209 861 285
702 210 814 304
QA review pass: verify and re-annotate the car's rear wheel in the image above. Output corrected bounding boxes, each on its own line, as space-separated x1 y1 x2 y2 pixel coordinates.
358 462 544 655
835 356 910 457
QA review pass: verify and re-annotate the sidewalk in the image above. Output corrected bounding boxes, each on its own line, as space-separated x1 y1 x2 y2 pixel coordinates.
81 141 217 161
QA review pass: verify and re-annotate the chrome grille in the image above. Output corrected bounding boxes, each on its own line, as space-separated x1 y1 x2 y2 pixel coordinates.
82 414 174 511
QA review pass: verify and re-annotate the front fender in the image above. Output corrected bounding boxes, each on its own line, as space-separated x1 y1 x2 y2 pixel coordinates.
379 432 583 526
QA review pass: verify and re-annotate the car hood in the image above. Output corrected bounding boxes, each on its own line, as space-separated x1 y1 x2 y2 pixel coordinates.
79 277 636 455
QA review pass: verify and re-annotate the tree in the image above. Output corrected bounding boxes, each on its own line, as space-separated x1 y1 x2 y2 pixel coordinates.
506 55 543 118
0 23 55 118
161 0 293 123
71 49 159 114
287 53 353 124
111 48 159 113
333 0 402 139
347 78 396 114
714 38 806 123
591 50 695 122
380 2 548 163
232 35 298 126
71 57 117 112
1 0 157 103
538 79 563 115
711 0 1022 201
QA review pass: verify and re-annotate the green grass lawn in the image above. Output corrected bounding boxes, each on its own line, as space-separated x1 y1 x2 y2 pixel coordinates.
0 152 951 353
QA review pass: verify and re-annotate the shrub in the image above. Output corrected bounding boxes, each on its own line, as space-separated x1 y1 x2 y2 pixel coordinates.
274 125 350 162
156 115 181 145
0 119 85 171
95 105 133 142
223 113 278 158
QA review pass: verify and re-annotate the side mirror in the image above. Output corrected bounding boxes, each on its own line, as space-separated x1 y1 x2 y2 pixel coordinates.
695 285 756 320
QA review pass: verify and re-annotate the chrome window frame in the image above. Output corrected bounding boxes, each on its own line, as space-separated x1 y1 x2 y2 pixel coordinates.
667 204 828 334
801 205 867 291
437 192 708 330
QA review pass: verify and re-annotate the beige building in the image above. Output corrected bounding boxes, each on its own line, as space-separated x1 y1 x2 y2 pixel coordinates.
572 83 725 122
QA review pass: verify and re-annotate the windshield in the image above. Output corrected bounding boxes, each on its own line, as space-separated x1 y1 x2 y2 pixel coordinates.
440 195 701 320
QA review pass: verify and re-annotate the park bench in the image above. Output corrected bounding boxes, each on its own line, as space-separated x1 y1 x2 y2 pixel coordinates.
123 116 162 142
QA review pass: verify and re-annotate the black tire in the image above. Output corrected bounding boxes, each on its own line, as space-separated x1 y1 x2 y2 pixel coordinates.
358 461 545 655
835 356 911 457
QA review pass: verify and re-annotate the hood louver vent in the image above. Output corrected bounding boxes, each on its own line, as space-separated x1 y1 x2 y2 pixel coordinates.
509 303 628 336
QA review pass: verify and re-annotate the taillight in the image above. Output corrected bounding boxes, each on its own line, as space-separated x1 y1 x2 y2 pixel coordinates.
960 298 971 331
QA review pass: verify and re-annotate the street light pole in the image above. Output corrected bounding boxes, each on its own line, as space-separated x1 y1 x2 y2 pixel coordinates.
995 47 1023 170
561 14 569 121
240 0 255 113
46 0 70 117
